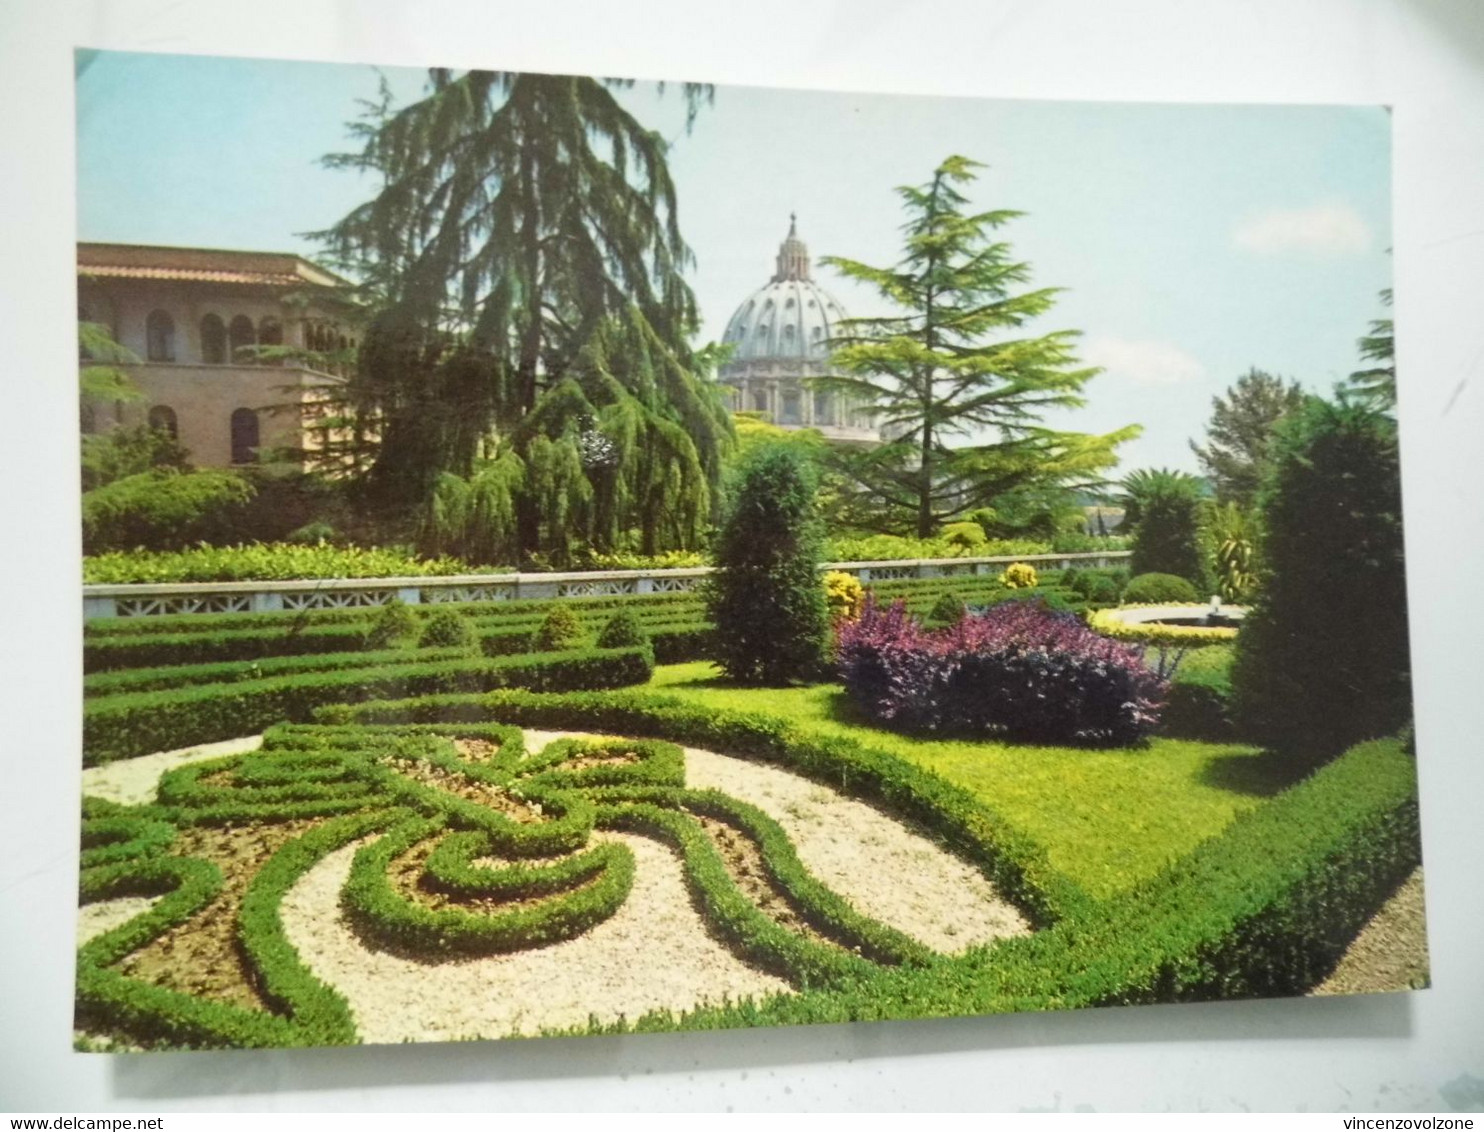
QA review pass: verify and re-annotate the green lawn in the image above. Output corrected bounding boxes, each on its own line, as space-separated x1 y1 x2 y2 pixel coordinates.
649 660 1277 901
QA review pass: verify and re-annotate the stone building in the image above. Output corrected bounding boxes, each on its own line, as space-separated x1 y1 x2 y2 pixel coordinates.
717 217 877 443
77 242 360 468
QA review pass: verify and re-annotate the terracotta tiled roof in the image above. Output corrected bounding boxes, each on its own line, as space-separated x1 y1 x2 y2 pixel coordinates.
77 242 351 290
79 264 311 286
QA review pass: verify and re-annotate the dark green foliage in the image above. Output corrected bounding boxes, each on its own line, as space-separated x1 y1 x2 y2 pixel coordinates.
597 609 647 649
534 605 584 651
80 424 191 493
1123 573 1200 604
316 72 731 558
707 445 829 684
1122 470 1210 591
1231 398 1411 759
82 469 255 554
1080 573 1123 605
1189 369 1307 506
343 816 636 956
83 646 655 764
417 606 477 649
1344 289 1396 414
86 623 388 673
816 155 1135 537
334 687 1083 930
364 599 419 650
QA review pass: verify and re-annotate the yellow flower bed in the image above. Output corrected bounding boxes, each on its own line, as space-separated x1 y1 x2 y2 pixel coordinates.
1087 605 1239 648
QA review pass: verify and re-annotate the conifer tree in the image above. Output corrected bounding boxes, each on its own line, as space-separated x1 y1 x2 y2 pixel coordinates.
818 155 1136 538
1189 368 1306 506
317 71 732 562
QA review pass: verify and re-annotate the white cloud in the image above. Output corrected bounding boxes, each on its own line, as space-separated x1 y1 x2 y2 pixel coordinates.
1082 337 1206 387
1232 202 1373 255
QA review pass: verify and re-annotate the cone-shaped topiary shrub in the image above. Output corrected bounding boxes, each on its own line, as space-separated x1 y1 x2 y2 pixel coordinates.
1231 397 1411 760
707 444 830 684
837 597 1167 745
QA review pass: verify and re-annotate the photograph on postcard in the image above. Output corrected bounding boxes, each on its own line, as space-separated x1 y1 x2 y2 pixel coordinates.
73 49 1424 1051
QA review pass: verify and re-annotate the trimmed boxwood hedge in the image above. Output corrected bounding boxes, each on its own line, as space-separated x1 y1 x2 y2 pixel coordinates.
83 646 654 765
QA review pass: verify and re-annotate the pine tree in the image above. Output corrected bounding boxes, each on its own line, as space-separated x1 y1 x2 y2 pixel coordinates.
1344 288 1396 413
817 155 1136 538
1188 368 1306 506
316 71 732 562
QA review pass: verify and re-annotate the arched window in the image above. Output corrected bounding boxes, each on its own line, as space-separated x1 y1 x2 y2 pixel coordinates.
145 310 175 362
230 408 259 464
813 391 833 426
148 405 178 439
228 315 256 363
751 390 768 413
782 324 796 344
200 314 227 364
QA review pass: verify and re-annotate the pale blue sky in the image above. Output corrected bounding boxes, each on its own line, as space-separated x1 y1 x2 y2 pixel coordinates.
76 49 1393 474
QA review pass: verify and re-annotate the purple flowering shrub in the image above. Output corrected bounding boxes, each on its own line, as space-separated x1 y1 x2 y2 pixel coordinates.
835 597 1168 746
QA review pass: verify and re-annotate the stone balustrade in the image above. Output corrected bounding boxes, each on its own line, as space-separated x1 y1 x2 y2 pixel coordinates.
82 550 1132 620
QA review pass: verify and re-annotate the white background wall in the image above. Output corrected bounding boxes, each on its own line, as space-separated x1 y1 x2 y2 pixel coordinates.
1 0 1481 1113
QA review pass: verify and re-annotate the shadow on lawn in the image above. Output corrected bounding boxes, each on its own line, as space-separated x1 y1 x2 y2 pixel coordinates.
1199 749 1312 797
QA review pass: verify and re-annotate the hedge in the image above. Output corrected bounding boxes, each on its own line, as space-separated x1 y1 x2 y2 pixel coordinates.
83 646 655 765
583 733 1421 1034
341 815 636 956
75 812 397 1049
1087 606 1237 649
321 688 1086 929
84 645 476 697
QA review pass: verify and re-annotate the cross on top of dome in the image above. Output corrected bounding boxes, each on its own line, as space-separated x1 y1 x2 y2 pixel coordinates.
773 214 811 283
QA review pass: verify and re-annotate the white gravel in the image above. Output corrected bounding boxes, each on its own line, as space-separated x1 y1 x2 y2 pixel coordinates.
527 729 1030 952
682 746 1030 952
81 736 264 807
279 833 792 1044
77 896 161 945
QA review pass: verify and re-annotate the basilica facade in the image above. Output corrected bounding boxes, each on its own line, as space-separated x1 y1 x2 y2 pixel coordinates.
717 218 877 444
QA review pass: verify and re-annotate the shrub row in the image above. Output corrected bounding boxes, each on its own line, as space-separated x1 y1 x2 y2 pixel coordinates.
84 646 655 765
340 815 636 956
591 734 1421 1034
599 801 879 988
77 812 397 1048
319 688 1087 929
602 784 931 971
84 645 476 697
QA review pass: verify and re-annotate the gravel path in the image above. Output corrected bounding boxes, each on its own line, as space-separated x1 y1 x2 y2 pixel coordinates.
525 729 1031 954
81 736 264 806
77 896 161 945
1312 868 1430 996
279 834 792 1044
